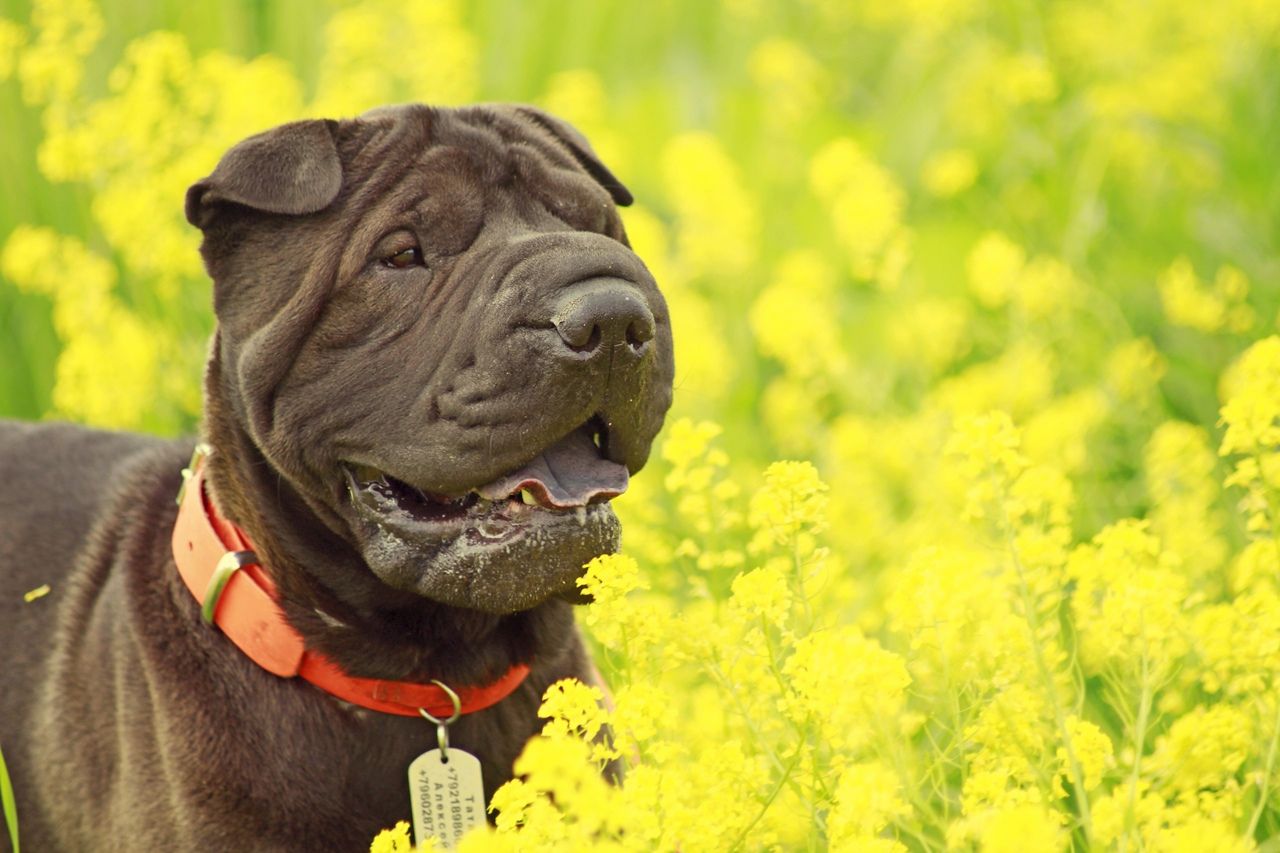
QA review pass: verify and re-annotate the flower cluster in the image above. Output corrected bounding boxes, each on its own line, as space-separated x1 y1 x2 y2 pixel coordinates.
4 0 1280 850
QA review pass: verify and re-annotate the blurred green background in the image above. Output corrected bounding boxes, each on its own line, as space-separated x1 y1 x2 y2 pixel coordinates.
0 0 772 422
1 0 1278 526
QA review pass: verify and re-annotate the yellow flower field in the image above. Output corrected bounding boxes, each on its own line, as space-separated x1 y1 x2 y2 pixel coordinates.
2 0 1279 849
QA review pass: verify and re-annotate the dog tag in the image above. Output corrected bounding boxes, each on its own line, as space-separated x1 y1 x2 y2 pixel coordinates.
408 747 485 850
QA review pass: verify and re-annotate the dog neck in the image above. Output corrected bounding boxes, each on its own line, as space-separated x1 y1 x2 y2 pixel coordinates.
196 367 576 689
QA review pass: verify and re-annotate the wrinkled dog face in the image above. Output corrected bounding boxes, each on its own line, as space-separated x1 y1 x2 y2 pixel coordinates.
186 104 674 614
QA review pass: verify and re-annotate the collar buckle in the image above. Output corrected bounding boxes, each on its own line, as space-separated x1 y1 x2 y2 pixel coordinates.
176 442 213 507
202 550 259 624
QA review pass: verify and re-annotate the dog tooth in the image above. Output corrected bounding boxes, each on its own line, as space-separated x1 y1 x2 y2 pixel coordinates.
575 507 587 526
478 520 505 539
520 489 538 506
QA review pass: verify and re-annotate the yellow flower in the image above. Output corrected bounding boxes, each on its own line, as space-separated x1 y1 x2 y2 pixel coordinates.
1056 716 1114 792
884 297 970 375
1015 255 1080 319
1220 336 1280 536
921 148 978 197
1147 704 1252 798
931 343 1055 420
1192 585 1280 697
610 683 665 748
979 804 1064 853
996 53 1058 105
1 225 169 430
1151 816 1254 853
16 0 102 105
0 17 25 81
52 304 162 430
810 138 908 283
661 132 759 279
960 684 1052 820
660 418 723 474
538 678 609 746
1067 520 1188 678
621 206 733 406
510 736 617 835
944 410 1027 522
1158 257 1255 333
760 377 827 455
369 821 437 853
784 627 910 752
1106 338 1168 401
729 563 791 625
748 38 827 125
1022 389 1108 474
966 231 1026 309
311 0 476 115
750 251 846 382
887 545 1036 690
828 761 910 846
487 778 538 834
1145 421 1228 584
1220 336 1280 456
577 553 648 651
574 549 639 602
748 460 829 552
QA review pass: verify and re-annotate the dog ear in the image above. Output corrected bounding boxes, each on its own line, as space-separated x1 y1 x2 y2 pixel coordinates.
185 119 343 229
505 105 634 207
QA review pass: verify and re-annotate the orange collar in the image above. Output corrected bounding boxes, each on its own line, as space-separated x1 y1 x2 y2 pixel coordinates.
170 445 530 718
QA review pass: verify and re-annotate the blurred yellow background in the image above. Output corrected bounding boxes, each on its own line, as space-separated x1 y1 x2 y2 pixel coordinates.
4 0 1280 849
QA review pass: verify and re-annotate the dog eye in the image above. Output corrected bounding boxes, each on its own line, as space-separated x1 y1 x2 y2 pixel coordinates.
382 247 425 269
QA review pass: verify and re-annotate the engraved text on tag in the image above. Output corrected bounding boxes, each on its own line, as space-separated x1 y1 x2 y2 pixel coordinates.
408 747 485 850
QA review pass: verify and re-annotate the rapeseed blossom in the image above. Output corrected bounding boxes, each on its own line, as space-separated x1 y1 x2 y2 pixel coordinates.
919 148 978 198
1159 258 1255 334
810 138 908 287
661 133 759 280
4 0 1280 850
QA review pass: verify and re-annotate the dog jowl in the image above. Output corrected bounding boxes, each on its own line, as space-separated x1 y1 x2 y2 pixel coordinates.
0 103 672 851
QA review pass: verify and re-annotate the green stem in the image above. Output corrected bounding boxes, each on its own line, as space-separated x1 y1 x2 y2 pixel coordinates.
1122 652 1154 851
1246 462 1280 839
705 654 823 819
1246 696 1280 839
1007 531 1094 839
728 744 805 853
705 657 789 776
791 517 814 633
757 617 834 803
1256 450 1280 573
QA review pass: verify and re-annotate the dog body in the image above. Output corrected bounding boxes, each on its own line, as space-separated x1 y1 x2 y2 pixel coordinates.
0 104 672 851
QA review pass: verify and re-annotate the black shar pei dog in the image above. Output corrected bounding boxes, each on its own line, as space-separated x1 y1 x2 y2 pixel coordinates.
0 103 673 851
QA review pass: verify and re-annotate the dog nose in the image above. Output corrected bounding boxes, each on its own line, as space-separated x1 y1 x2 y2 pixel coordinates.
550 278 655 355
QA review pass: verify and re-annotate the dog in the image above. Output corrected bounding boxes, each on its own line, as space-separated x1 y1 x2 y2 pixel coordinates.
0 103 673 851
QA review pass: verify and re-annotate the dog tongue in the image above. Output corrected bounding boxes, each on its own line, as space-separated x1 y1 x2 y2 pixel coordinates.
476 426 629 508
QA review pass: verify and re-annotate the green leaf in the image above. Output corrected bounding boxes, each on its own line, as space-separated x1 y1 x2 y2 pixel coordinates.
0 742 18 853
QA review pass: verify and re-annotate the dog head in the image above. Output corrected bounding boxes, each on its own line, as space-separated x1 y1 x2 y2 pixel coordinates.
186 104 673 615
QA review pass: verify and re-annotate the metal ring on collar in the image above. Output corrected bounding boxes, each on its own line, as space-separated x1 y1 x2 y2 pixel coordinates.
419 680 462 759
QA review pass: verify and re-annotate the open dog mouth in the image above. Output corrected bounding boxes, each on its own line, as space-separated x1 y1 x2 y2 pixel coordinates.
342 419 627 611
343 419 627 547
